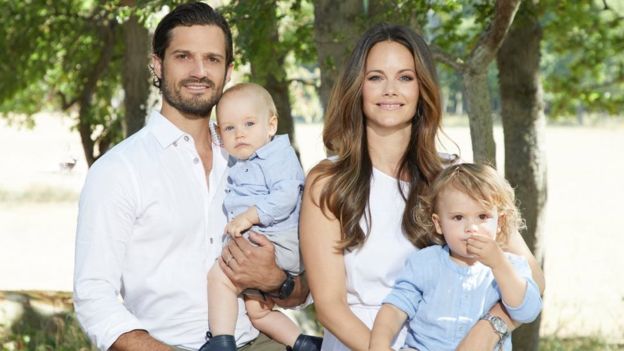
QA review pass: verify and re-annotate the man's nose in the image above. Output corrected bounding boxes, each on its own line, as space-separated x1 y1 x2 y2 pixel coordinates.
190 58 206 77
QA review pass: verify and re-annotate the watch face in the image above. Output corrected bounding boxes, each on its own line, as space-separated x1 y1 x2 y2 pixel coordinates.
491 317 508 333
279 274 295 299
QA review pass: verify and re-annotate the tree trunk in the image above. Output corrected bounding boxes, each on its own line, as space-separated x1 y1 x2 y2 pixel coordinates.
250 56 294 140
463 71 497 165
238 1 295 143
432 0 521 166
79 21 116 166
313 0 362 111
497 2 547 350
122 13 149 137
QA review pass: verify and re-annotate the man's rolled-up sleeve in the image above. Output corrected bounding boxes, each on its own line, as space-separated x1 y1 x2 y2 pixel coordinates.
73 155 144 350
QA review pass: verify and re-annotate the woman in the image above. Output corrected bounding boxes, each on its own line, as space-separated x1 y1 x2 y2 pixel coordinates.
300 23 545 351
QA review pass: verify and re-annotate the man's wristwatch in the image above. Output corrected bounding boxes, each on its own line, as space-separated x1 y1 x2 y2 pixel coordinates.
480 312 510 348
276 271 295 299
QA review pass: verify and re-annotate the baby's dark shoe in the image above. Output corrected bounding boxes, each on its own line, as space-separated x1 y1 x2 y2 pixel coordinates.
198 332 236 351
287 334 323 351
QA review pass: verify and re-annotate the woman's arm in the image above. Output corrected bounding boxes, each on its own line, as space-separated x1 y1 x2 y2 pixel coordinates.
457 230 545 350
506 230 545 294
300 166 371 351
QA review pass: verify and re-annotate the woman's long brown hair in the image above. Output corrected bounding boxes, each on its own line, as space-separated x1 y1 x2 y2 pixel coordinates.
313 23 445 250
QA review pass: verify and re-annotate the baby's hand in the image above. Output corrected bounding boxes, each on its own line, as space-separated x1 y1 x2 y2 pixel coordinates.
466 234 505 268
225 216 253 238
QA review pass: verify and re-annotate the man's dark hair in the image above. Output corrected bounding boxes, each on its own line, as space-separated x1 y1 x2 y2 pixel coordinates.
152 2 233 88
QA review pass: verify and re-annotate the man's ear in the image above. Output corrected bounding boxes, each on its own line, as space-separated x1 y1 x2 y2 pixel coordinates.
432 213 443 236
268 115 278 136
225 63 233 84
151 54 163 81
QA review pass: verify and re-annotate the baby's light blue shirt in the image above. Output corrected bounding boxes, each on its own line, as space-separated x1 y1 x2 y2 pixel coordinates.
384 245 542 351
223 135 304 234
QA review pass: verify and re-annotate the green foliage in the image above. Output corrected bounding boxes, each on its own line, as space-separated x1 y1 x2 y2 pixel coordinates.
541 0 624 117
0 292 95 351
279 0 317 67
0 1 127 161
539 336 624 351
221 0 315 80
0 1 168 162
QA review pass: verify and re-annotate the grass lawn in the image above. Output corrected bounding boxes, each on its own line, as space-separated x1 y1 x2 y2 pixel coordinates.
1 291 623 351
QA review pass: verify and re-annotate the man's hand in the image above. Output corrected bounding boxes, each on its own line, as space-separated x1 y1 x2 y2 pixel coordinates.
467 233 505 268
219 232 309 307
219 231 284 292
110 330 171 351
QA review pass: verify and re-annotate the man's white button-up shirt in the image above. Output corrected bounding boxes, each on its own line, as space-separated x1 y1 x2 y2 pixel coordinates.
73 110 257 350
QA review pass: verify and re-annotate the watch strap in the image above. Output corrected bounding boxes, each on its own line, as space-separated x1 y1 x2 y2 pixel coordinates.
480 312 510 347
267 270 295 300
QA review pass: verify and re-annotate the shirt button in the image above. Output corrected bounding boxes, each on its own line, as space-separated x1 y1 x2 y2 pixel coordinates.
193 157 199 164
184 135 190 142
210 238 214 244
245 168 248 172
173 141 178 147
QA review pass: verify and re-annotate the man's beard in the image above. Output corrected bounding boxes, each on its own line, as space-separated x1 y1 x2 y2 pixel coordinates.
161 70 224 119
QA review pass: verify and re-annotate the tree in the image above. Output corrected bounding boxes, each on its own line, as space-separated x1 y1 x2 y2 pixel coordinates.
497 2 545 350
0 1 152 166
223 0 319 148
0 1 120 166
540 0 624 120
121 2 150 137
429 0 521 166
226 1 295 140
313 0 365 110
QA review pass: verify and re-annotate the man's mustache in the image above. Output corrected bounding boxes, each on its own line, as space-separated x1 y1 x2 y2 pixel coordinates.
179 77 215 88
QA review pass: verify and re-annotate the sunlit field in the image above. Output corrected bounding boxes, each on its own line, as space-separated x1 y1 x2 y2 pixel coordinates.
1 112 623 344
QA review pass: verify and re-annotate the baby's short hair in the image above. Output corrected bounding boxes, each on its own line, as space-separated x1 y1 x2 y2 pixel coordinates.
218 82 278 119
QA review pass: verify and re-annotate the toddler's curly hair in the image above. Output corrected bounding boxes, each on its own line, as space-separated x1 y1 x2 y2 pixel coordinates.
413 163 525 249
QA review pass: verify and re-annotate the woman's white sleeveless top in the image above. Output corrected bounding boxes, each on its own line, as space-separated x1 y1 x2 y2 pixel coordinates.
321 168 416 350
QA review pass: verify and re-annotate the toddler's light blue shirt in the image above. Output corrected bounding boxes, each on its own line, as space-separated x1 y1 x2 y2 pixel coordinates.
384 245 542 351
